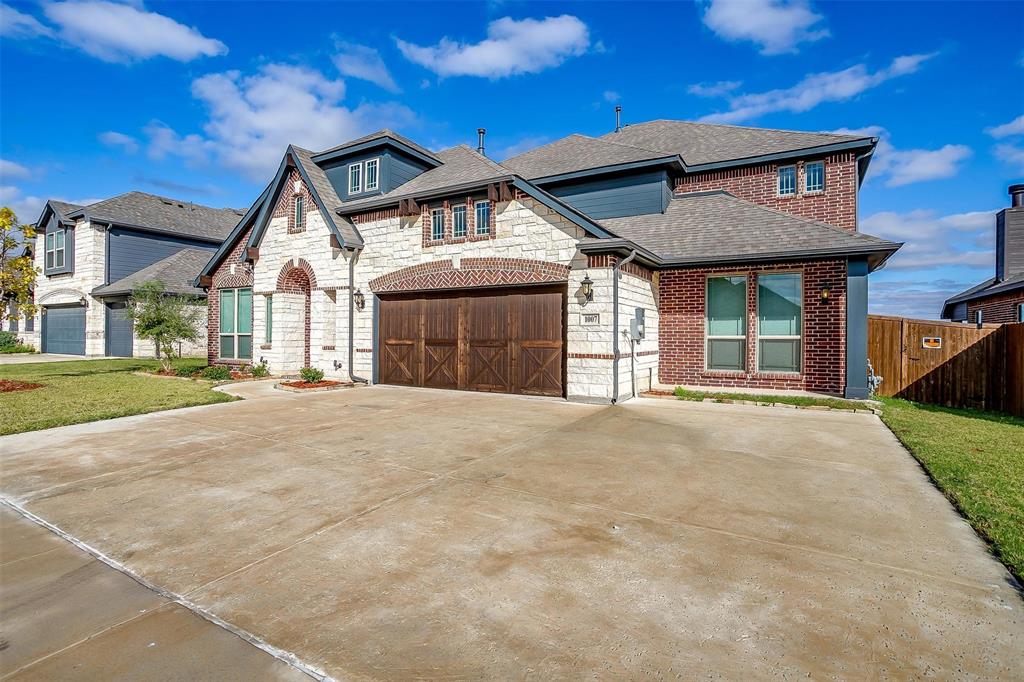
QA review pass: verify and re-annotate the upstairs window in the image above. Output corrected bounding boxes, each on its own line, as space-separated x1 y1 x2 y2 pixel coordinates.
348 163 362 194
452 205 467 237
777 166 796 196
475 201 491 235
364 158 380 191
293 195 305 229
45 230 65 269
706 276 747 371
804 161 824 193
431 208 445 241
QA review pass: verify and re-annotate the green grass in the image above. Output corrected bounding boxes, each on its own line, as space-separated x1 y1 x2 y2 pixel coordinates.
878 397 1024 582
672 386 872 411
0 358 237 436
0 344 36 354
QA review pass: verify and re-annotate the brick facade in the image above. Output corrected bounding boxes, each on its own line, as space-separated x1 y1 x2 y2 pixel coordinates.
676 153 859 231
967 288 1024 324
272 169 315 234
420 197 497 248
658 259 847 394
207 224 254 365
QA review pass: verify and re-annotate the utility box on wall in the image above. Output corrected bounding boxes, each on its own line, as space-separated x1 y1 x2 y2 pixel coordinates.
630 307 645 341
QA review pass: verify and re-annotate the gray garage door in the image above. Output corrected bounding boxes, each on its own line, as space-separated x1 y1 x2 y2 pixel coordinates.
105 301 133 357
42 305 86 355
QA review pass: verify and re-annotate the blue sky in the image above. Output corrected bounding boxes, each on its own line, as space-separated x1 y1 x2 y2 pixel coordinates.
1 0 1022 318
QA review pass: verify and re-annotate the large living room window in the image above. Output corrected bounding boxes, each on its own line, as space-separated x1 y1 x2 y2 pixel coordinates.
706 276 747 371
219 288 252 360
757 273 802 373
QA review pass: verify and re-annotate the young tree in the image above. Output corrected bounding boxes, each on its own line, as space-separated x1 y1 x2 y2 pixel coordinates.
0 207 38 327
124 280 203 372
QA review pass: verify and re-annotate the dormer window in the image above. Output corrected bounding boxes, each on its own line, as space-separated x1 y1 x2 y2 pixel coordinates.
46 230 65 269
293 195 305 229
777 166 796 197
365 158 379 191
349 163 362 194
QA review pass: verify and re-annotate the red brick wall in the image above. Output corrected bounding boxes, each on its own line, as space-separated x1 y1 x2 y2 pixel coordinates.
675 153 859 231
967 288 1024 324
207 224 254 365
658 259 847 394
272 169 314 233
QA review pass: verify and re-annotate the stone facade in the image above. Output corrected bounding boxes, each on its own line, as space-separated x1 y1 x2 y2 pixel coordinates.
966 288 1024 324
676 153 859 231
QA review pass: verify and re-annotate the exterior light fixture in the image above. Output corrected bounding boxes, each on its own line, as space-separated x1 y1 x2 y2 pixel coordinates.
79 296 88 307
820 285 831 301
580 273 594 305
353 288 366 311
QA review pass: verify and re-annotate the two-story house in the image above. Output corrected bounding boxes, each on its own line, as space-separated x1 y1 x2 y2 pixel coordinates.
941 184 1024 324
23 192 242 356
196 120 901 402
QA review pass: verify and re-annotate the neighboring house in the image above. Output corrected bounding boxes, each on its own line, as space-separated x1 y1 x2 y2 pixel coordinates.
23 193 242 356
942 184 1024 324
197 121 901 401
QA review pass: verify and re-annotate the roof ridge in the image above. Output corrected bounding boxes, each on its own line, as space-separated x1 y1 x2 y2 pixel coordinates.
616 118 871 140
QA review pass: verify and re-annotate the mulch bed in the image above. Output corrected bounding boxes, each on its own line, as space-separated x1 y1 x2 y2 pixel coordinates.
280 380 344 389
0 379 44 393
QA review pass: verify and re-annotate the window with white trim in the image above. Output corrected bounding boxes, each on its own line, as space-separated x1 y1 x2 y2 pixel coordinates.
778 166 796 196
452 205 467 237
364 158 379 191
706 276 747 371
219 288 252 360
475 200 491 235
758 273 802 373
431 208 445 241
805 161 824 193
293 195 305 229
348 163 362 194
46 230 65 269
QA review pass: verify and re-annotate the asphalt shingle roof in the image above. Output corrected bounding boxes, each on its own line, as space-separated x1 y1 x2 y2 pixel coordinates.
91 248 213 297
944 271 1024 306
338 145 513 212
291 146 362 246
72 192 243 242
49 200 84 221
316 129 441 163
597 191 900 265
500 134 666 180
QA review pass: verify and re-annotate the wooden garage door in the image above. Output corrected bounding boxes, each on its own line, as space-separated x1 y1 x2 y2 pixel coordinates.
378 286 565 397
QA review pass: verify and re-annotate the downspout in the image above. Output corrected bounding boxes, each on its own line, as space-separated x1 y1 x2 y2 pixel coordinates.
348 249 368 383
611 249 638 404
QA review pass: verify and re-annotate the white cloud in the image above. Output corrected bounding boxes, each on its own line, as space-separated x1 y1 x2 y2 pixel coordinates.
688 80 742 98
699 53 937 124
0 185 98 224
98 130 139 154
0 159 31 181
333 42 400 93
994 143 1024 172
862 208 994 271
700 0 828 55
146 63 415 180
41 1 226 62
396 15 589 78
869 278 976 320
832 126 972 187
0 3 54 38
603 90 620 103
985 114 1024 138
495 135 551 160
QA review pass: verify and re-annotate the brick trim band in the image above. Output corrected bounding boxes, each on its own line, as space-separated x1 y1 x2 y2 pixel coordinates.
369 258 571 293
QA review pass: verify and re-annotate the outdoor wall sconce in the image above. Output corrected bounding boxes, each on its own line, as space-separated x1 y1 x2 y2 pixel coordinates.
79 295 88 307
820 284 831 302
353 288 366 311
580 273 594 306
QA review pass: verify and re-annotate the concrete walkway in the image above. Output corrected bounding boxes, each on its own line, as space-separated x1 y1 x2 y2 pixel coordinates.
0 353 99 365
0 507 312 680
0 386 1021 679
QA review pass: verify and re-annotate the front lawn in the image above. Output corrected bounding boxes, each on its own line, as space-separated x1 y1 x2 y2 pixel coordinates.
879 398 1024 582
0 358 237 436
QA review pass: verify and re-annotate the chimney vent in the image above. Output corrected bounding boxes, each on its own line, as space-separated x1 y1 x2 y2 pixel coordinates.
1010 183 1024 208
477 128 486 156
614 105 622 133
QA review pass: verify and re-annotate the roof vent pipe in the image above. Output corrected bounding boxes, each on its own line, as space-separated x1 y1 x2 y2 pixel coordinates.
477 128 486 156
614 105 622 133
1010 183 1024 208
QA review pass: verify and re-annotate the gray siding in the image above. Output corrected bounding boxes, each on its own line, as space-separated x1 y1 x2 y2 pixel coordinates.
547 171 670 219
996 208 1024 281
323 149 431 201
106 228 216 284
388 151 431 189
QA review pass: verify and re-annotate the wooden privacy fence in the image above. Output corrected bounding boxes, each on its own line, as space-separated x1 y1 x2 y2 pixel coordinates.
868 315 1024 416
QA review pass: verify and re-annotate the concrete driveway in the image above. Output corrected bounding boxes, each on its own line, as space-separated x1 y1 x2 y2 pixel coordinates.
1 384 1021 679
0 353 96 365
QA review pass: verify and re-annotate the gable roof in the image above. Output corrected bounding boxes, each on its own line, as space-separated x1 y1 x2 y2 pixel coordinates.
92 248 212 298
941 272 1024 318
196 183 272 284
291 145 361 247
313 129 442 165
67 191 243 242
589 190 900 270
500 134 677 180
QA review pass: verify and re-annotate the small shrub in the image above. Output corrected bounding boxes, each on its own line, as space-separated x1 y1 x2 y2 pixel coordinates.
251 361 270 378
0 342 35 354
299 366 324 383
0 331 17 350
175 366 198 378
201 365 232 380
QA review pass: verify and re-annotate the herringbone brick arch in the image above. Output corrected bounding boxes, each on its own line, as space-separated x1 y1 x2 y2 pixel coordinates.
369 258 571 293
276 258 319 290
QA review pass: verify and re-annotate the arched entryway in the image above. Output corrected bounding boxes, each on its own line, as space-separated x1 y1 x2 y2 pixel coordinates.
277 259 317 369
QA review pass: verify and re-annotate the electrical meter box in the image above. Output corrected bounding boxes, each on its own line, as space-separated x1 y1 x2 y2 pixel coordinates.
630 308 645 340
